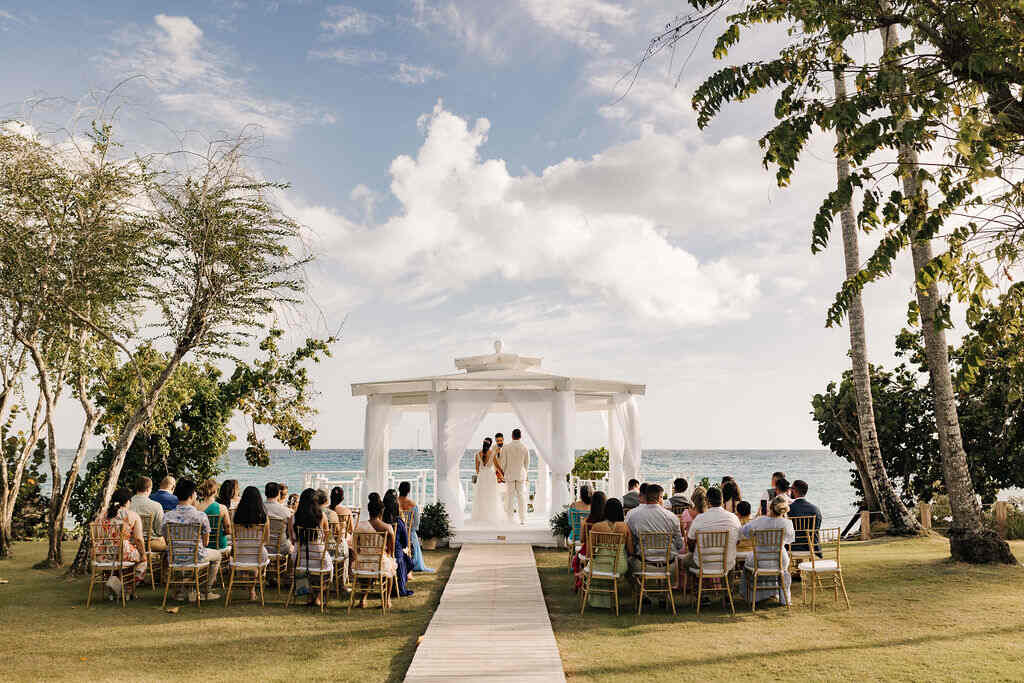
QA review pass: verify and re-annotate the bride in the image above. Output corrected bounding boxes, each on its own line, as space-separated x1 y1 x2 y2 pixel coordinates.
471 437 504 524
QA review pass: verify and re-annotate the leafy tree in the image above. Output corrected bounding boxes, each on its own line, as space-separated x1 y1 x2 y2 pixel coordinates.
572 447 609 481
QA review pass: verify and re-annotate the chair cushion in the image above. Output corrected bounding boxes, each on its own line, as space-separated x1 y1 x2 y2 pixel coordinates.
94 561 137 569
589 569 624 578
636 570 670 578
352 569 384 577
688 566 727 577
230 559 270 569
295 566 332 574
799 559 838 572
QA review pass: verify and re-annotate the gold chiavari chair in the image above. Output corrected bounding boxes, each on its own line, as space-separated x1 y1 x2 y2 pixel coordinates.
162 522 211 609
788 515 818 574
349 530 391 615
350 506 362 528
266 517 289 595
567 507 587 574
86 521 138 608
580 531 626 616
332 514 354 595
286 526 332 614
797 527 850 610
744 528 789 612
684 530 736 617
633 531 676 615
138 511 160 589
225 523 269 607
399 508 415 556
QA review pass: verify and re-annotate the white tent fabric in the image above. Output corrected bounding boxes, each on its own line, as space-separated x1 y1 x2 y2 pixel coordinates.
550 390 576 511
429 390 497 528
604 406 625 497
614 393 642 482
505 390 555 516
364 395 394 497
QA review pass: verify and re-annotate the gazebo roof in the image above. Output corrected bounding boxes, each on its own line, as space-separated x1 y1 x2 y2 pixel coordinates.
351 341 645 410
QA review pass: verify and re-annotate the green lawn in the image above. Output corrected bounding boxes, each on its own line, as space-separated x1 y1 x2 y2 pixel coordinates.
537 535 1024 682
0 540 457 683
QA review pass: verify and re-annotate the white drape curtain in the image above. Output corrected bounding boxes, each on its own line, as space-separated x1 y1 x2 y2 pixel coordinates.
363 395 394 498
604 404 626 497
550 390 576 511
429 390 497 528
613 393 642 482
504 390 555 516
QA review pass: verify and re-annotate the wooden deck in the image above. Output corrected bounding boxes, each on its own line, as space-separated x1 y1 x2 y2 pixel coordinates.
404 544 566 682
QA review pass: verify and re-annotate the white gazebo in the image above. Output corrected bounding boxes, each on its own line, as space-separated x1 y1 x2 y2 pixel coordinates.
350 341 645 528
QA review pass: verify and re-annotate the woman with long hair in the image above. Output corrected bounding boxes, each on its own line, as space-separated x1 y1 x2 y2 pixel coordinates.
233 486 269 600
398 480 434 573
572 491 607 591
99 487 147 600
571 484 592 512
198 478 232 553
470 436 502 525
722 480 742 514
218 479 240 510
289 488 331 607
584 496 632 607
382 490 414 597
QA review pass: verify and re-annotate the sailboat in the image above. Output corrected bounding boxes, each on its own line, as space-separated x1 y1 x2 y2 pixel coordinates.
415 428 428 454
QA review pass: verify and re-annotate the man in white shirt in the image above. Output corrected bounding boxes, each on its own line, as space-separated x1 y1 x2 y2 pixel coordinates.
684 486 741 572
263 481 293 555
131 476 166 551
626 484 684 575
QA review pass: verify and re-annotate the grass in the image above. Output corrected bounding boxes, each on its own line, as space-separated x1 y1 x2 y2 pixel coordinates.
537 535 1024 682
0 540 457 683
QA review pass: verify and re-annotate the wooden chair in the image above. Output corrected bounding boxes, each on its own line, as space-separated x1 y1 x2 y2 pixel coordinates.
349 530 392 615
580 531 625 616
138 511 160 589
86 521 138 607
684 530 736 616
206 512 231 589
286 526 333 614
350 506 362 528
633 531 676 615
399 508 415 555
788 515 818 573
744 528 789 612
332 515 354 595
797 527 850 610
225 523 268 607
162 522 211 609
266 517 289 595
567 507 586 572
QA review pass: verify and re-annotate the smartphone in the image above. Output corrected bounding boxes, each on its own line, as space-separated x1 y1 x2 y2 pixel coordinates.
760 499 768 516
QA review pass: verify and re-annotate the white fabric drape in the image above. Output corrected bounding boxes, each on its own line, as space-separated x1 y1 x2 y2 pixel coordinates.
605 403 625 497
614 393 642 481
550 390 576 511
429 390 497 528
363 395 394 498
505 390 556 516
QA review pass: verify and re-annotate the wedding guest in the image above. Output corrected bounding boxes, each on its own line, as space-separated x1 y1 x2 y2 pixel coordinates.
317 489 339 524
198 478 231 554
330 486 351 519
398 481 434 573
572 491 606 590
738 495 795 606
736 500 752 527
584 497 632 608
290 488 331 608
722 480 743 514
627 484 684 576
681 486 740 578
760 471 786 515
382 491 414 597
99 487 147 600
218 479 240 512
788 480 823 555
736 500 754 554
232 486 269 601
679 486 708 537
150 475 178 512
622 479 642 511
286 493 299 512
665 478 691 511
131 476 166 551
264 482 293 555
354 498 397 609
162 479 222 601
571 485 593 512
773 477 792 503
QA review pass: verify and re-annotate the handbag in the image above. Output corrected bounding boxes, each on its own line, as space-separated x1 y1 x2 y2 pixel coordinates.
471 474 478 485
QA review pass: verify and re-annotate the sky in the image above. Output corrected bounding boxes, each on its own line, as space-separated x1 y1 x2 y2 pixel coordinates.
1 0 925 450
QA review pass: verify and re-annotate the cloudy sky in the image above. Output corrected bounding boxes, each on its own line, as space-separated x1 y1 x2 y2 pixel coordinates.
2 0 922 450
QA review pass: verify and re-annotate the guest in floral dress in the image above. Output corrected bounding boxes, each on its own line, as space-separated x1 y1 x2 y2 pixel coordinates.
99 488 147 599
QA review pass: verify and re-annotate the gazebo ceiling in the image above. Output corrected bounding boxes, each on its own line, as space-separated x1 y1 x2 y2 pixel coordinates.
351 341 645 408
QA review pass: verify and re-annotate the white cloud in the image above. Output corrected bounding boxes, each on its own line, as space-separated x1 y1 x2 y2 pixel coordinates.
99 14 331 138
407 1 509 64
521 0 633 53
285 101 760 326
308 46 387 65
321 5 385 36
391 62 445 85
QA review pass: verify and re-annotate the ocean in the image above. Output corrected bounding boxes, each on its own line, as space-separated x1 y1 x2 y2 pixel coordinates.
82 447 853 527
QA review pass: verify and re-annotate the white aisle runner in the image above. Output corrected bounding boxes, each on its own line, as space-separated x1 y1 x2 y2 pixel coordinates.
404 544 566 682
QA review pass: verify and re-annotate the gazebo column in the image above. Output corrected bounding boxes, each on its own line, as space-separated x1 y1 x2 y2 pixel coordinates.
536 457 551 516
363 394 393 498
607 402 625 497
550 390 576 512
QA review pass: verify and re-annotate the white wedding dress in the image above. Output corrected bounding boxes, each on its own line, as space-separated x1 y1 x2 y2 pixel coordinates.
470 453 504 525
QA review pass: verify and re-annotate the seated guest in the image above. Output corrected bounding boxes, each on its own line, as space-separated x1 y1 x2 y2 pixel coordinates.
679 487 740 584
290 488 331 607
773 477 792 504
627 484 684 577
398 481 434 573
286 493 299 512
232 485 269 601
382 491 414 597
738 495 795 606
585 497 632 608
679 486 708 537
722 480 743 514
355 497 397 609
131 476 166 551
622 479 642 511
788 479 823 555
759 471 785 515
218 479 240 512
163 479 222 601
665 478 691 511
571 485 593 512
317 489 339 524
150 475 178 512
197 478 231 555
735 501 754 553
99 487 147 600
263 482 293 555
572 491 606 590
330 486 352 519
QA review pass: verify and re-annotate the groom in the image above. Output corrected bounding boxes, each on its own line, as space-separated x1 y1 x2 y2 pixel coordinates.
499 428 529 525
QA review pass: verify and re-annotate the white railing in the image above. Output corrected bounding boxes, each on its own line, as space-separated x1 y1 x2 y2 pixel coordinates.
304 470 364 506
386 468 433 505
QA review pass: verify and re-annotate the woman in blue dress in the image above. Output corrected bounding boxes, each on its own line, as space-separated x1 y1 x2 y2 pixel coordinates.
398 481 435 573
383 490 414 597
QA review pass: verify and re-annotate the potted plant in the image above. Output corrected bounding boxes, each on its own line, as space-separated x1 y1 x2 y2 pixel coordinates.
550 508 571 549
418 501 451 550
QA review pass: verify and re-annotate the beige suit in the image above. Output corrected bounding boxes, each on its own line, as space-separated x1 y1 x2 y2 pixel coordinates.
499 439 530 524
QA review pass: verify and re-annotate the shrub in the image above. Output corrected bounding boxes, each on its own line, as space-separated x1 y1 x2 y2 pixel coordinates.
572 447 608 480
418 501 451 540
550 509 571 539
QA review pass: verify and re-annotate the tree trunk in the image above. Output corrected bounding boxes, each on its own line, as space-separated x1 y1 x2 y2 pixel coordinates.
833 70 922 535
852 446 881 512
0 392 46 560
880 22 1014 562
